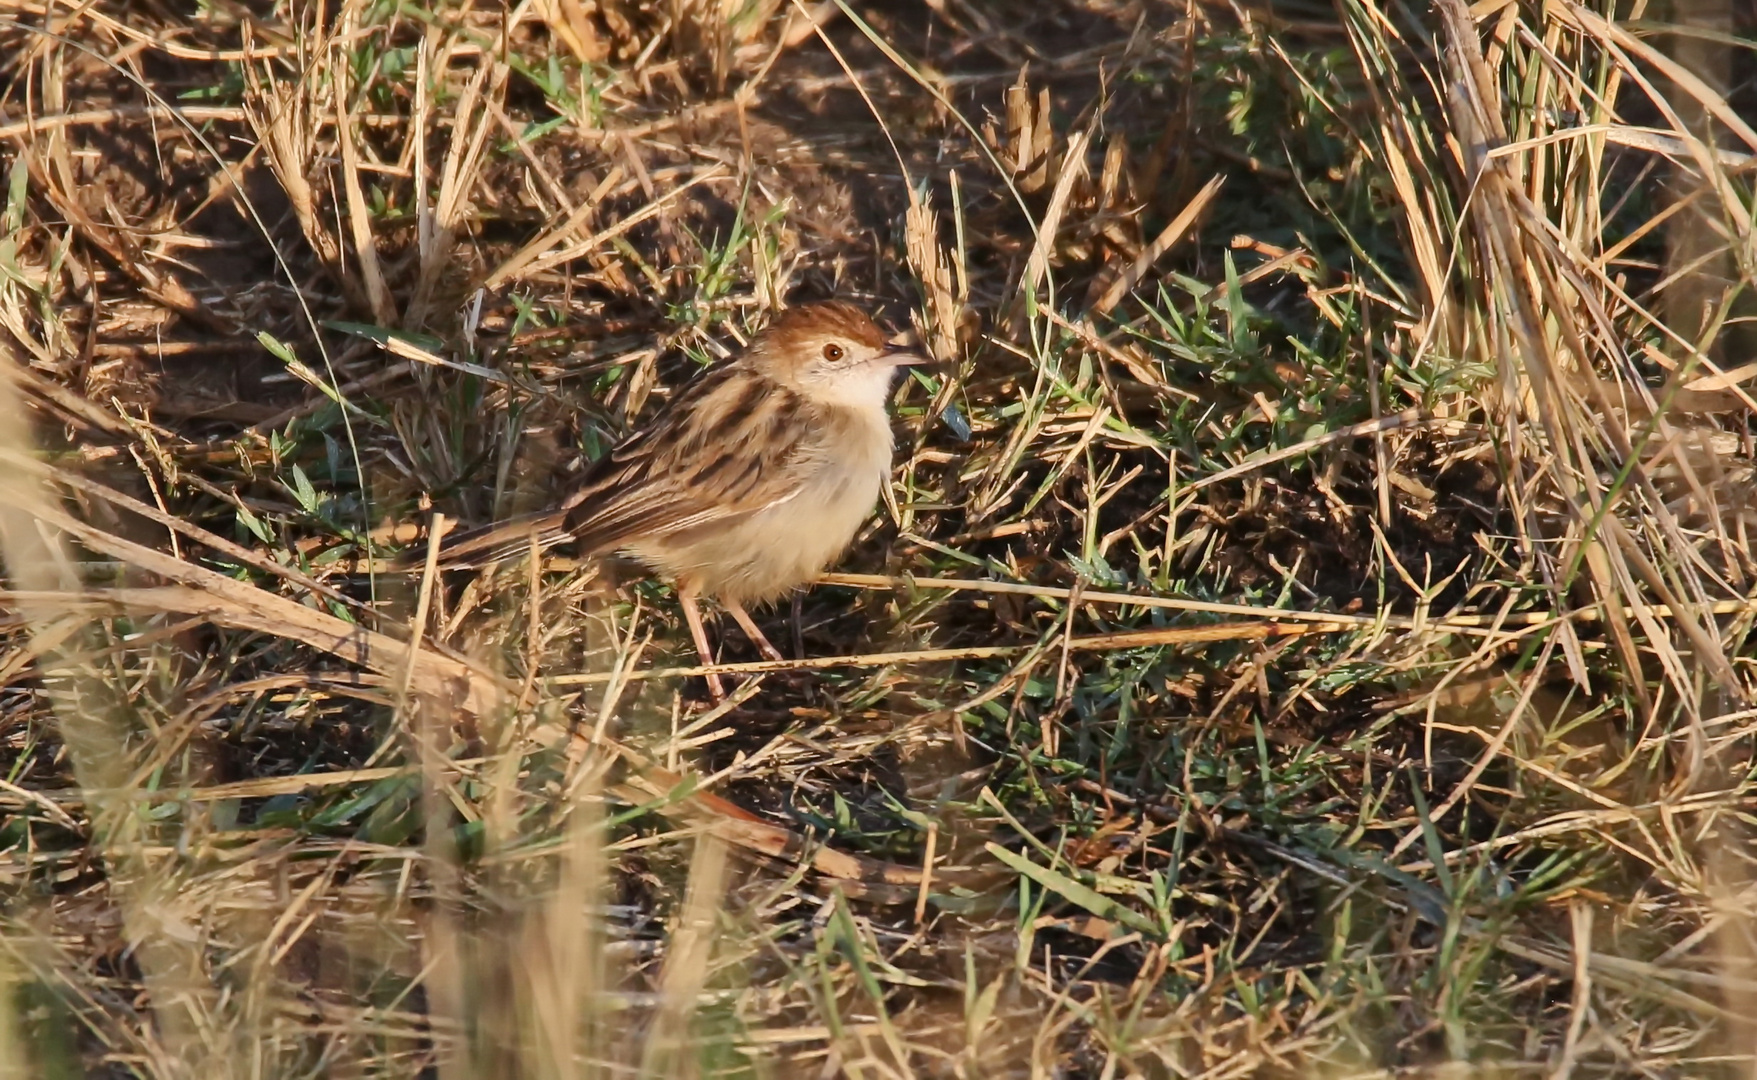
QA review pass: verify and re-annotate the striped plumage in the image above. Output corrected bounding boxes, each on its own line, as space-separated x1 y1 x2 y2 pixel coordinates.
429 301 925 697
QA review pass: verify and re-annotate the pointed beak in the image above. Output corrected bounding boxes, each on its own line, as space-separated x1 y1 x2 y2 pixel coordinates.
881 345 935 367
880 328 935 367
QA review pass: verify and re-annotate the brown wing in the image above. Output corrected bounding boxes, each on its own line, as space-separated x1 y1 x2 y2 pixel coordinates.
560 363 814 554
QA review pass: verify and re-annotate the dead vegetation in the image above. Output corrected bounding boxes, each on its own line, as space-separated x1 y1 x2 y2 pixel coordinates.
2 0 1757 1075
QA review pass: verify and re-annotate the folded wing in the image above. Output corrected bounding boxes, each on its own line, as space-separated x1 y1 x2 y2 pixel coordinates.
561 364 813 554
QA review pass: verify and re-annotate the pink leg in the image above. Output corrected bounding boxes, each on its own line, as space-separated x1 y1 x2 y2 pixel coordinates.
676 583 726 702
725 601 786 662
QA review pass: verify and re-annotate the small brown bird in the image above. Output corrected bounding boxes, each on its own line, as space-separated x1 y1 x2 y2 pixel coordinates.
431 301 928 698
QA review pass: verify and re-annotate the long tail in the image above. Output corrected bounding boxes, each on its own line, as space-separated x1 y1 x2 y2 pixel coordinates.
397 509 572 570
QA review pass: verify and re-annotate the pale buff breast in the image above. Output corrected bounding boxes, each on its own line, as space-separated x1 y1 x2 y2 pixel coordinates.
622 407 893 606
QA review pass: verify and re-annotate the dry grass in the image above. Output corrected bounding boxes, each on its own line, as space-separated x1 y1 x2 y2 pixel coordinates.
1 0 1756 1075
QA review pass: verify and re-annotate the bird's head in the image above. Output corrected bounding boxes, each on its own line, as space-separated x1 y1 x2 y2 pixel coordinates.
744 301 928 410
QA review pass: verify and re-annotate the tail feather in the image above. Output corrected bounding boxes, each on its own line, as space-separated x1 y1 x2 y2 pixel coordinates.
397 510 572 570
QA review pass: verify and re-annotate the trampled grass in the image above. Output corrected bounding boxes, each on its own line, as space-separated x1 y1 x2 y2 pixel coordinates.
0 0 1754 1075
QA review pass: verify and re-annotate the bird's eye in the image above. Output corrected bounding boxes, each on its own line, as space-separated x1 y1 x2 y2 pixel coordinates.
822 343 845 362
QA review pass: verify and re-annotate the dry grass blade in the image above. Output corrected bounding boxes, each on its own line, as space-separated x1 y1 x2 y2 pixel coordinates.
0 355 132 435
1019 128 1089 312
16 498 508 716
1434 0 1740 716
903 183 970 364
406 55 506 329
639 833 728 1078
0 103 252 141
333 0 397 327
0 445 360 610
482 167 722 290
1091 174 1225 316
241 19 372 318
0 347 216 1070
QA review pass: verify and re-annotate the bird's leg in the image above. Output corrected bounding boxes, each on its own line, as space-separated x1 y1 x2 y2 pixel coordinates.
676 582 726 702
725 600 787 662
789 590 806 660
